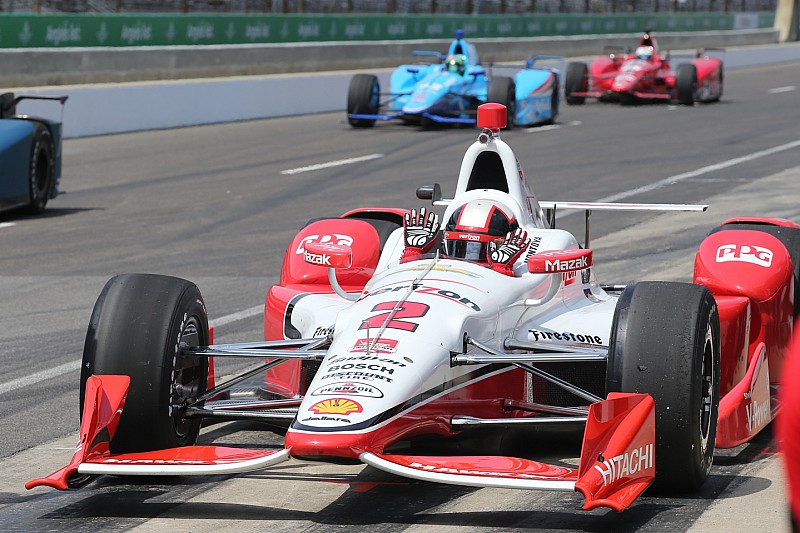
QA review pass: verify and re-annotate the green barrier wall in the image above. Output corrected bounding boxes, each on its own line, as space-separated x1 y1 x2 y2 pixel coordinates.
0 12 775 48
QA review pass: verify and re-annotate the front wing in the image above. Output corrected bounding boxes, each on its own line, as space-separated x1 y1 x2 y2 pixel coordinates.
27 375 655 512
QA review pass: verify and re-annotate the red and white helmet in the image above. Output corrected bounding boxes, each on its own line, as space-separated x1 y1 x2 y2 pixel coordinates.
444 200 518 262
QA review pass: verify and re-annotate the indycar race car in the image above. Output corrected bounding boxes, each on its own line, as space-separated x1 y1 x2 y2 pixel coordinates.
0 92 67 215
564 30 723 106
28 104 798 513
347 30 560 128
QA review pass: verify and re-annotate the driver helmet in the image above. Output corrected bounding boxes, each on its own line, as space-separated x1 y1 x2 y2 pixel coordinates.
444 200 518 263
446 54 467 75
635 46 654 61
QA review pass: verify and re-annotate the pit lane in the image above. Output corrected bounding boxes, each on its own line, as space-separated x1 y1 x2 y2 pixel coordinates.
1 53 800 531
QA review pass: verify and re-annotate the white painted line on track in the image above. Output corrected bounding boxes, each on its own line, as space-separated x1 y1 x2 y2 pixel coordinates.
0 222 16 230
0 306 265 396
281 153 384 175
767 86 796 94
597 138 800 203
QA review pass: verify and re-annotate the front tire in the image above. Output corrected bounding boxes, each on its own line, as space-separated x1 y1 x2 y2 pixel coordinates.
606 281 720 492
487 76 516 129
565 62 588 105
347 74 379 128
677 64 698 106
80 273 209 453
25 124 55 214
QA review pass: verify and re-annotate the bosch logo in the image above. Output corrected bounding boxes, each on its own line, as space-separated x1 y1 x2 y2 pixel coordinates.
715 244 773 267
296 234 353 255
304 250 331 266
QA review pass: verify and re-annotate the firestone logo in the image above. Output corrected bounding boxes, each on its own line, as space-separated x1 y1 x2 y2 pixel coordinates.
715 244 773 267
296 234 353 254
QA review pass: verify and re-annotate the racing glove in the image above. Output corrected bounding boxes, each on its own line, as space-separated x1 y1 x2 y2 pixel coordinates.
487 228 530 276
401 207 440 262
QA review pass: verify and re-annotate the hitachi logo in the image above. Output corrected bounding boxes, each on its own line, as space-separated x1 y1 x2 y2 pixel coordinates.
593 443 654 486
545 256 588 272
304 250 331 266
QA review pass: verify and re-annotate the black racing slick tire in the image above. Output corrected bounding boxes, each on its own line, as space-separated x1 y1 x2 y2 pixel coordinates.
80 273 209 453
25 124 55 214
565 62 588 105
606 281 720 492
347 74 379 128
677 64 698 106
487 76 516 129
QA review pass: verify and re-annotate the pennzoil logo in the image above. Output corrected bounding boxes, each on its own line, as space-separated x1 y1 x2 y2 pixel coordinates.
309 398 363 415
311 381 383 398
351 338 398 354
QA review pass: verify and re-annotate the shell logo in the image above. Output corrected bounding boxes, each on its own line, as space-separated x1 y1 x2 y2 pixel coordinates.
309 398 363 415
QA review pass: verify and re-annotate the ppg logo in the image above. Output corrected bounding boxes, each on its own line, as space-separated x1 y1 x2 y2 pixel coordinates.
715 244 773 268
296 234 353 255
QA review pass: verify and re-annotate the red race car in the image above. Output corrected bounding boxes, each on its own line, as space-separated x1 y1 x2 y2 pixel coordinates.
26 104 796 513
565 30 723 106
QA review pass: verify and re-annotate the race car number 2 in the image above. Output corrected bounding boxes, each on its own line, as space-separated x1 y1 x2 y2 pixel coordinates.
360 301 430 332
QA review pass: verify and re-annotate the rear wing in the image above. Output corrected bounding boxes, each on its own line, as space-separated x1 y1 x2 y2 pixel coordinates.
417 185 707 248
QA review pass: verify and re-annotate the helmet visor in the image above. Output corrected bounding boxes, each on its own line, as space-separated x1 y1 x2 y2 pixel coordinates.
445 240 488 262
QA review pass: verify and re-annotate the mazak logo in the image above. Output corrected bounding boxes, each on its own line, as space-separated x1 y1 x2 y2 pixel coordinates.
351 338 398 354
304 250 331 266
309 398 363 416
594 443 654 486
716 244 773 267
545 256 588 272
296 234 353 254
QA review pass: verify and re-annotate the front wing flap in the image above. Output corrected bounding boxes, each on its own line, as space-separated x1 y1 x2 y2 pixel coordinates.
362 393 655 512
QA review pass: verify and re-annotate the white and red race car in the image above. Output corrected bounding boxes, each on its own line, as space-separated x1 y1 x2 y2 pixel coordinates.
28 104 799 513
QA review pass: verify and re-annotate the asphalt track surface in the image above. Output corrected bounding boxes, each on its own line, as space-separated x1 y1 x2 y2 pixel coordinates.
2 48 800 531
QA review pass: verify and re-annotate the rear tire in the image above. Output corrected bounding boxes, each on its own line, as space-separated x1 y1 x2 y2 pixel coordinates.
487 76 516 129
606 281 720 492
80 273 209 453
347 74 379 128
25 124 55 214
565 62 588 105
677 64 698 106
545 73 560 125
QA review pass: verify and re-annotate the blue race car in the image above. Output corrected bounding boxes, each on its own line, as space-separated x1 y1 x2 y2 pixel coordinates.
347 30 560 129
0 92 67 215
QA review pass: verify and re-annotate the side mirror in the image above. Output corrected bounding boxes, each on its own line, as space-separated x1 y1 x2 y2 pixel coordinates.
303 242 353 269
528 249 592 274
416 183 442 202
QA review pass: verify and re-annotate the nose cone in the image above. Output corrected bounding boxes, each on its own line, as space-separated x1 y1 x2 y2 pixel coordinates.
285 427 374 459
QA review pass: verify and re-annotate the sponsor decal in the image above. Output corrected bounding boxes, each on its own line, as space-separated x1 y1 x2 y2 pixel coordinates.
309 398 363 416
310 381 383 398
295 234 354 255
361 285 481 312
351 337 398 354
301 415 351 423
529 329 603 345
325 363 396 375
523 236 543 261
746 398 770 432
101 458 206 465
329 355 405 367
313 326 334 337
715 244 773 267
593 443 654 486
545 256 588 272
304 249 332 266
320 371 393 383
